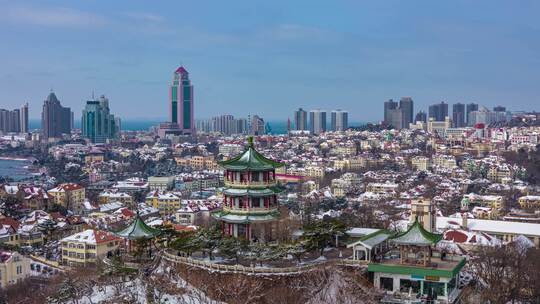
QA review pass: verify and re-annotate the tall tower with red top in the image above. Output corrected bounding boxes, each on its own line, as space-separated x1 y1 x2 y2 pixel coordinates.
170 66 194 135
213 137 284 242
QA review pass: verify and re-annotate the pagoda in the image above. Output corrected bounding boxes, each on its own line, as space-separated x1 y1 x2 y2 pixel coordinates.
212 137 284 241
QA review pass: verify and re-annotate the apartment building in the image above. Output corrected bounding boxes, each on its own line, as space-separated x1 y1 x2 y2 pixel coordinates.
60 229 120 267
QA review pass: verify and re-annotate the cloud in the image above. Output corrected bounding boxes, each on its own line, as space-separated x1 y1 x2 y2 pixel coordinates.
1 5 107 28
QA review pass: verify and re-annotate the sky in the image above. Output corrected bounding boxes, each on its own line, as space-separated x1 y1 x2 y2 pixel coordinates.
0 0 539 122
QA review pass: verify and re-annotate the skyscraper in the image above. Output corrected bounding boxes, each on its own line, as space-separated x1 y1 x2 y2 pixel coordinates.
388 108 404 130
294 108 308 131
82 95 120 143
170 66 194 135
452 103 466 128
20 103 28 133
0 104 27 134
331 110 348 131
399 97 414 127
251 115 265 135
428 102 448 121
383 99 398 124
309 110 326 135
41 91 72 140
493 106 506 112
466 103 478 126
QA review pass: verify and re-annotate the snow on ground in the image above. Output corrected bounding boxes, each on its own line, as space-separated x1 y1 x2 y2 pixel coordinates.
79 262 222 304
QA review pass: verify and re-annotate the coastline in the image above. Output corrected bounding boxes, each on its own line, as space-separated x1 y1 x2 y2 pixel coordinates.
0 157 31 162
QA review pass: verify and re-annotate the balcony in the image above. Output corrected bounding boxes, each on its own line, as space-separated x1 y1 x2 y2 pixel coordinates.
223 206 278 215
224 180 277 189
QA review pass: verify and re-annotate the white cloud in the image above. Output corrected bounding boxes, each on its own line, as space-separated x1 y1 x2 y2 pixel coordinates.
1 5 107 28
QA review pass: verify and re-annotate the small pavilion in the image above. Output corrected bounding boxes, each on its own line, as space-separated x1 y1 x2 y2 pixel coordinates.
115 214 161 258
391 219 443 267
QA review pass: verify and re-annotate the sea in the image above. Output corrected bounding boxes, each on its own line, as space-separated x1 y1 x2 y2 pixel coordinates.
0 158 34 181
29 119 365 134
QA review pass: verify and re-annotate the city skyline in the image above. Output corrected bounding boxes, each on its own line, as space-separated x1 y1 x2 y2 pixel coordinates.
1 1 539 121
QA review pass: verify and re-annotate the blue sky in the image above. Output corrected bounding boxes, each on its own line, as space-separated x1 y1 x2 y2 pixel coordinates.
0 0 539 121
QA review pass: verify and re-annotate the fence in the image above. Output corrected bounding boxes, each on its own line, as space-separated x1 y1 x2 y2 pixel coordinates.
162 250 368 275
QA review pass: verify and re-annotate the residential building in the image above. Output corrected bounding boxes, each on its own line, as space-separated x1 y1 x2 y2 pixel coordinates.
250 115 266 135
60 229 120 266
169 66 194 135
0 104 28 134
411 156 430 171
330 110 348 131
309 110 327 135
0 251 31 288
294 108 308 131
146 191 181 216
47 183 86 213
41 91 72 140
81 95 120 143
148 176 175 191
469 106 507 126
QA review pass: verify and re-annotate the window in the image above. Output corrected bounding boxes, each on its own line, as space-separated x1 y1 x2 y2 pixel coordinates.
424 281 445 298
400 279 421 294
380 277 394 291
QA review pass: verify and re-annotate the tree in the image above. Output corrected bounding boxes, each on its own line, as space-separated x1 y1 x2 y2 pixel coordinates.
190 228 222 260
467 242 540 304
279 242 307 264
243 242 280 267
219 236 248 264
303 219 347 257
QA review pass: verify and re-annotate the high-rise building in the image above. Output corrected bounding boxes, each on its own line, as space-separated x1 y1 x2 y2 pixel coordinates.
383 99 398 124
294 108 308 131
399 97 414 127
20 103 28 133
169 66 194 135
41 91 71 140
428 102 448 122
452 103 466 128
0 104 27 134
82 95 120 143
309 110 326 135
469 106 507 126
251 115 265 135
415 111 427 123
493 106 506 112
388 108 404 130
331 110 348 131
466 103 478 126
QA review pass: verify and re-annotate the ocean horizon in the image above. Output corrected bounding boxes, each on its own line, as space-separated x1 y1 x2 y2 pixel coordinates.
29 119 366 134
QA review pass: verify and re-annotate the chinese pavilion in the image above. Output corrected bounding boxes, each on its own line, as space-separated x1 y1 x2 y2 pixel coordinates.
212 137 284 241
115 213 161 257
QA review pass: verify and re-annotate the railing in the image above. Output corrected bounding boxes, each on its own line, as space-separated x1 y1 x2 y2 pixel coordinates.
224 180 277 188
161 250 368 275
222 206 278 215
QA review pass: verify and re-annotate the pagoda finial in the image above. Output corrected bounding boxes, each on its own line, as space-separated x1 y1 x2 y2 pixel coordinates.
247 136 254 148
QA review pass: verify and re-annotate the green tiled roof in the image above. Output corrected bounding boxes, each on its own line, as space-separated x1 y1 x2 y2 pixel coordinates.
219 137 284 171
115 215 161 240
390 219 442 246
368 258 466 278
